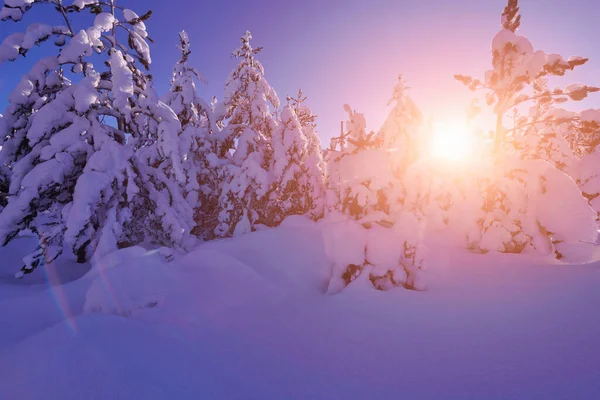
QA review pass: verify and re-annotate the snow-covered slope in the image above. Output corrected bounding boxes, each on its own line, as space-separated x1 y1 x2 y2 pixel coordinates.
1 220 599 399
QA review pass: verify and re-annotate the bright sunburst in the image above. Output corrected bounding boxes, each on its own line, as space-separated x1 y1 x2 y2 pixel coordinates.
429 121 474 162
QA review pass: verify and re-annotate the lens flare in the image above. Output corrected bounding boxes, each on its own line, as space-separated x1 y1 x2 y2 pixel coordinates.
43 260 78 335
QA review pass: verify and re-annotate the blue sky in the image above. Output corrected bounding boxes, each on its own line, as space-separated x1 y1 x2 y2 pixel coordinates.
1 0 599 142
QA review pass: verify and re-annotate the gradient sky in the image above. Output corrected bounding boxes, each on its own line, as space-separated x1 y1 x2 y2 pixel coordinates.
1 0 599 143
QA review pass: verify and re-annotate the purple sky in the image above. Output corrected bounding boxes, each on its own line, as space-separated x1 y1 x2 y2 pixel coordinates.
1 0 599 143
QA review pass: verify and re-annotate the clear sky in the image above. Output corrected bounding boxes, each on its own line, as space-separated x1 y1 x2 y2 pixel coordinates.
1 0 599 143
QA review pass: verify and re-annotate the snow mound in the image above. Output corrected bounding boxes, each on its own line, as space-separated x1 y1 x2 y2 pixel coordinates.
198 225 331 293
84 225 332 321
86 249 271 321
84 248 172 316
322 219 367 268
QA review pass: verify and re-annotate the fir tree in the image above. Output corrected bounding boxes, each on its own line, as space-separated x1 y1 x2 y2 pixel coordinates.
454 0 598 256
0 1 192 276
215 31 279 236
163 31 226 239
378 75 423 173
265 91 326 224
326 105 387 219
455 0 596 156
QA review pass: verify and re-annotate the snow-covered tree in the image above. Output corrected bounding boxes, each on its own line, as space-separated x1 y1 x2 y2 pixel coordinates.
379 75 424 173
285 90 326 219
326 105 390 219
0 1 192 276
264 92 326 224
453 0 598 257
215 31 279 236
325 85 428 292
326 79 427 222
163 32 205 129
288 90 326 171
456 0 597 156
162 31 226 239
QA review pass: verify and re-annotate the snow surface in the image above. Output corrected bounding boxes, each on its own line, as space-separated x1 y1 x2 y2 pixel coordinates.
1 220 600 399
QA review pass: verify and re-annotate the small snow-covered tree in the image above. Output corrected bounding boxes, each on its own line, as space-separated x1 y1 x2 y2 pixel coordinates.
326 79 426 222
326 105 390 219
163 31 205 129
379 75 424 173
265 92 325 224
286 90 326 219
215 31 279 236
0 1 192 276
288 90 326 171
325 85 427 292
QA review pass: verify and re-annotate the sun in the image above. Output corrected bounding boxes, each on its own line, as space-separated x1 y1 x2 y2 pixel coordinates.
429 121 474 162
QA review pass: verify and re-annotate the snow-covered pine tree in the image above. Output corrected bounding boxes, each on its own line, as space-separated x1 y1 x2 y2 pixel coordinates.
265 91 326 224
325 105 390 219
163 31 205 129
288 90 327 172
325 92 427 292
375 75 446 232
215 31 279 237
378 80 429 289
0 1 192 276
286 90 326 219
0 21 74 269
455 0 597 157
0 1 117 273
326 78 426 223
454 0 598 257
162 31 226 239
327 88 428 291
112 80 195 256
379 75 424 174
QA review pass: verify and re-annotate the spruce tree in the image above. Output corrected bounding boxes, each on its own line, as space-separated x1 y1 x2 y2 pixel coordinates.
163 31 226 239
0 1 192 276
215 31 279 236
265 91 326 224
454 0 598 256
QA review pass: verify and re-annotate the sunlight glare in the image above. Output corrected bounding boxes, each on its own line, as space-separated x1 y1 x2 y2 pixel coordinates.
429 121 474 162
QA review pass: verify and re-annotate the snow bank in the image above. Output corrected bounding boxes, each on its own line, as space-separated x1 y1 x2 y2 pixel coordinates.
84 224 332 320
2 223 600 400
533 163 598 241
85 247 172 316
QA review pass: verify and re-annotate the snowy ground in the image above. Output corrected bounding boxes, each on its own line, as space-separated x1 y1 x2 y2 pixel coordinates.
1 219 600 399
